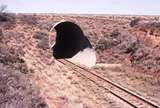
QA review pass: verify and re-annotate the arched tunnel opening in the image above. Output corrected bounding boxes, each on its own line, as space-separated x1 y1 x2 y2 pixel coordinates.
50 21 96 67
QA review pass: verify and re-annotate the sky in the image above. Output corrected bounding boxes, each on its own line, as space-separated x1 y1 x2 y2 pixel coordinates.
0 0 160 15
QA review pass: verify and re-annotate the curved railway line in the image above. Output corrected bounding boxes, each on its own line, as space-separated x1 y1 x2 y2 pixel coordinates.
24 45 160 108
57 59 160 108
4 18 159 108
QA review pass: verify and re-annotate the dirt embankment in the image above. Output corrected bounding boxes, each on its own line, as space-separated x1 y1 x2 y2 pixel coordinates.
0 14 160 107
0 14 48 108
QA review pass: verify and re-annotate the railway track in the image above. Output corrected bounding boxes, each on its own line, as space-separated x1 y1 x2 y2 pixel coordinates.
23 30 159 108
57 59 160 108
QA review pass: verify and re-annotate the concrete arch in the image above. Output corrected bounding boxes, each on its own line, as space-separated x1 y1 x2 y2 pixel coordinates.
50 21 96 67
51 21 92 58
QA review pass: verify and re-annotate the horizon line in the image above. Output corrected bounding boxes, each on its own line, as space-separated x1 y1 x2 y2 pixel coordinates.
6 12 160 17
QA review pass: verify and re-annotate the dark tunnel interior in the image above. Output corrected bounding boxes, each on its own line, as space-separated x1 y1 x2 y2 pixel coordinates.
52 21 92 59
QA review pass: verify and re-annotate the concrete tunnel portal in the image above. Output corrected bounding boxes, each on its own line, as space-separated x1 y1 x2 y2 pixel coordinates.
50 21 96 67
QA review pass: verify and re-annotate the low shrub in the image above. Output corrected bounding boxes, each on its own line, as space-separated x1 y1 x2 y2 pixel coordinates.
19 14 38 26
130 17 140 27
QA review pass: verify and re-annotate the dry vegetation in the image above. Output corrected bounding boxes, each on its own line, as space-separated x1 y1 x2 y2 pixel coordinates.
0 45 48 108
0 13 48 108
0 13 160 107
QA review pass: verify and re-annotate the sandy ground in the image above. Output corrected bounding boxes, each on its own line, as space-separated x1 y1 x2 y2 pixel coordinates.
22 29 130 108
93 65 160 106
0 14 160 107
